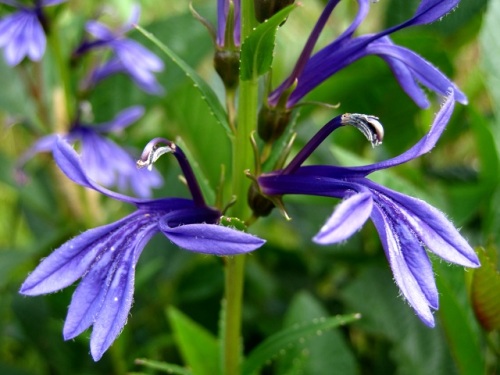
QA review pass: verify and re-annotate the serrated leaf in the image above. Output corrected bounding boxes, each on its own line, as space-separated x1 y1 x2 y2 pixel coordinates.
471 247 500 331
167 306 220 375
241 313 360 375
240 4 298 81
134 25 231 135
135 358 193 375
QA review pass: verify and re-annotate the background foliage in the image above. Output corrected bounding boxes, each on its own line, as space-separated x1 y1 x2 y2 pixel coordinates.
1 0 499 374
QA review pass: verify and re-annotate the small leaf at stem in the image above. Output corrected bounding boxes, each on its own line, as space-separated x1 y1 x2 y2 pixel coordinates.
240 4 298 81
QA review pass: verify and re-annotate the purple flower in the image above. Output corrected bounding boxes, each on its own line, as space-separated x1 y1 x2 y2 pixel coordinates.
269 0 466 109
20 137 265 361
17 106 163 198
258 94 479 326
76 4 164 94
0 0 65 66
216 0 241 48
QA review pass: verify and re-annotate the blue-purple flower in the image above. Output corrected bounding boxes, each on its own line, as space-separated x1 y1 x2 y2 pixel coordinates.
217 0 240 48
257 94 479 326
0 0 65 66
269 0 466 109
75 4 164 94
17 106 162 198
20 137 265 361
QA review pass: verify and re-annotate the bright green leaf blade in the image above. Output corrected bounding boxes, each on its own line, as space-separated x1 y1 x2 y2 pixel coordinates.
134 25 231 135
240 4 298 80
471 247 500 331
241 313 360 375
275 291 358 375
167 306 220 375
135 358 193 375
435 268 485 375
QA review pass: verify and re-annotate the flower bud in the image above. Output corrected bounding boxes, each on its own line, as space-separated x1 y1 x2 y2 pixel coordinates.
248 183 275 217
257 104 292 143
214 50 241 90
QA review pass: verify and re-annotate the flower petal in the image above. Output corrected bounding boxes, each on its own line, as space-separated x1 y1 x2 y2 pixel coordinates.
370 204 436 327
53 137 144 204
411 0 460 27
19 213 140 295
313 192 373 244
94 106 145 133
349 93 455 175
370 182 480 268
89 222 156 361
159 208 265 255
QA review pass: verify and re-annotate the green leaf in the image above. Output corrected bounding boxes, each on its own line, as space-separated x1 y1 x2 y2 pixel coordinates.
240 4 298 81
342 266 459 375
241 312 360 375
275 291 358 375
135 358 193 375
134 25 231 135
471 246 500 331
480 0 500 126
435 266 485 375
167 306 220 375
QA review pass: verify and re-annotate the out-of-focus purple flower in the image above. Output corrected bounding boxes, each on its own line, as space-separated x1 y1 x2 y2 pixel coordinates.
75 4 164 94
269 0 466 109
17 106 162 198
216 0 240 48
0 0 65 66
20 137 265 361
258 94 479 326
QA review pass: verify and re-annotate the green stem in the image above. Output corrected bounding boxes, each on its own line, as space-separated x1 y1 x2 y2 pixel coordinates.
224 1 258 375
47 28 74 123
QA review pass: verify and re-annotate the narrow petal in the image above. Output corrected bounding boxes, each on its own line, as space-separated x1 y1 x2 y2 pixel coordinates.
85 20 114 41
94 106 145 133
53 137 143 204
90 223 156 361
62 214 157 342
411 0 460 26
313 192 373 244
25 12 46 61
349 94 455 175
374 191 439 309
16 133 59 169
370 205 435 327
20 213 140 295
159 208 265 255
41 0 67 6
366 40 467 104
370 181 480 268
216 0 229 47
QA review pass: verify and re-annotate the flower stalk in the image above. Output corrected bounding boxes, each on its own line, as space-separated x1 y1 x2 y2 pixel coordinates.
224 1 259 374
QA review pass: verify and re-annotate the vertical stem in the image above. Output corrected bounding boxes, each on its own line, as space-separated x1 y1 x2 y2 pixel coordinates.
224 1 258 375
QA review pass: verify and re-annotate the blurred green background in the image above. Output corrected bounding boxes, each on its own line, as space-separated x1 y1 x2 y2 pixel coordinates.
1 0 499 374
